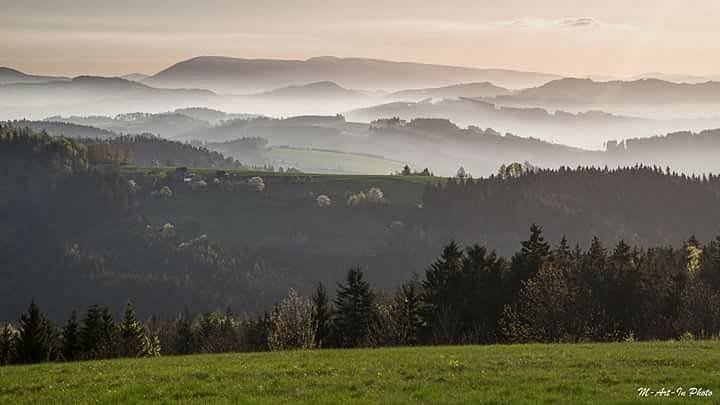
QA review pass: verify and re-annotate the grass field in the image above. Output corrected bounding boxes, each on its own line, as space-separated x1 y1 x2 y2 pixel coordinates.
265 146 408 175
2 341 719 404
117 165 442 184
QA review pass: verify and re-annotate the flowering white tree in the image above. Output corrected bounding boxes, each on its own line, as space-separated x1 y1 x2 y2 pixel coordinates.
267 289 317 351
248 176 265 191
347 191 367 207
316 194 332 208
347 187 385 207
367 187 384 203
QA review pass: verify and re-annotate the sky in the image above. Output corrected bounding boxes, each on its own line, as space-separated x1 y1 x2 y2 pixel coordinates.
2 0 720 78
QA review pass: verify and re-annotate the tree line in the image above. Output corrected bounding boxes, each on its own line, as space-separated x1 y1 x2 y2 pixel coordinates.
420 164 720 255
4 224 720 365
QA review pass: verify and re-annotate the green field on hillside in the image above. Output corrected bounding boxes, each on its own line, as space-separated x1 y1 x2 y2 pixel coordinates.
118 165 441 184
265 146 408 175
2 341 718 404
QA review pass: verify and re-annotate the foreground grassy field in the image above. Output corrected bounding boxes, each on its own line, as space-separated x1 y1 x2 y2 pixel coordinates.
2 342 719 404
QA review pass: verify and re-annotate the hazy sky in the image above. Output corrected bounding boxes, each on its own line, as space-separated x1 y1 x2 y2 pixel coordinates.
3 0 720 77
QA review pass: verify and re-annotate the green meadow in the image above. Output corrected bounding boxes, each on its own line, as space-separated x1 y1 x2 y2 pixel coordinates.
2 341 718 404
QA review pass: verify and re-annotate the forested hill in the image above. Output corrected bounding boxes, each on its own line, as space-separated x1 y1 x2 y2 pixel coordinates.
78 135 244 169
5 125 720 322
0 127 272 320
421 166 720 253
606 129 720 173
10 120 115 139
3 122 245 169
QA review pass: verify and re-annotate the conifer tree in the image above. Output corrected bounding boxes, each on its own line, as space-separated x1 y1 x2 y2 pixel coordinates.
218 309 238 352
244 312 271 351
423 241 464 312
99 306 118 358
14 301 52 364
80 304 104 359
61 311 81 361
510 224 550 295
312 282 332 348
334 267 375 347
421 241 465 343
119 302 146 357
459 244 508 343
198 312 218 353
173 314 195 355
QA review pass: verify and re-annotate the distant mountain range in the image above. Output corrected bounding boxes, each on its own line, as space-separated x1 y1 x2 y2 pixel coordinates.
253 81 364 99
5 62 720 139
344 97 720 149
496 78 720 108
628 72 720 84
0 67 68 85
386 82 512 101
0 76 218 119
17 109 720 176
143 56 562 93
120 73 150 82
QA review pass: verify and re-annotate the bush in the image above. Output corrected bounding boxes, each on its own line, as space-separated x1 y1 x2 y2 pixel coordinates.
267 290 316 351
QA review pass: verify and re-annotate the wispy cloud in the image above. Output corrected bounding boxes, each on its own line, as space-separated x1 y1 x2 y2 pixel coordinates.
560 18 596 28
339 17 636 34
493 17 634 31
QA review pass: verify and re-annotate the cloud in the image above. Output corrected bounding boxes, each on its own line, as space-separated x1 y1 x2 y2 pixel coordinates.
494 17 634 31
560 18 596 28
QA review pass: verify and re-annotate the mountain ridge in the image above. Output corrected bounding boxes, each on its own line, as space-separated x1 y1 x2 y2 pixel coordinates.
144 56 562 93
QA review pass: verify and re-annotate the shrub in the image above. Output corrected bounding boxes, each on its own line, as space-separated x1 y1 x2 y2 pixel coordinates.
267 290 316 351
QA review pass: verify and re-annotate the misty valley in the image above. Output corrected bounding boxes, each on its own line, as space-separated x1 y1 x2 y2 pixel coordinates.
3 31 720 402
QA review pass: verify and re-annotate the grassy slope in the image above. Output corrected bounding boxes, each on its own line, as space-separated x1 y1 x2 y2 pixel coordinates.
118 166 440 184
2 341 719 404
265 147 408 175
133 171 435 257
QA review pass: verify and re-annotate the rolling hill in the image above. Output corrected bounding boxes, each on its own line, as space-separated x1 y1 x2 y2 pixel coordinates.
0 76 219 120
0 67 68 85
120 73 151 82
144 56 561 93
387 82 512 101
496 78 720 109
255 81 363 99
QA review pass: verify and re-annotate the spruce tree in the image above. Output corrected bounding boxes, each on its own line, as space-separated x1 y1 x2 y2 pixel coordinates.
14 301 52 364
460 244 508 343
174 314 195 355
100 307 118 358
510 224 550 295
218 309 238 352
119 302 146 357
80 304 104 359
61 311 81 361
421 241 464 343
334 267 375 347
312 282 332 348
198 312 217 352
422 241 464 311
